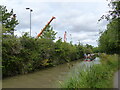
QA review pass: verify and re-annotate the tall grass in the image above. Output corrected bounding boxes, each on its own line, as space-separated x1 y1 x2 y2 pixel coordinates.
60 54 119 88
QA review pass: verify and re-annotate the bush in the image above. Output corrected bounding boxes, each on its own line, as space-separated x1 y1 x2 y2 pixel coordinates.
2 34 85 77
60 54 119 88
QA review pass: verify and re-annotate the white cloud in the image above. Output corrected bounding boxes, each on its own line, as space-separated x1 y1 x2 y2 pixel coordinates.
1 0 109 46
2 0 107 3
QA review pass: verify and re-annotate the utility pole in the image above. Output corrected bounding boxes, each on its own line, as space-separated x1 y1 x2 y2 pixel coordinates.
26 8 33 37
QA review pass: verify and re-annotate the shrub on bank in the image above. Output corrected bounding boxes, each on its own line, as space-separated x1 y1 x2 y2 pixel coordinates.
2 35 84 77
60 54 119 88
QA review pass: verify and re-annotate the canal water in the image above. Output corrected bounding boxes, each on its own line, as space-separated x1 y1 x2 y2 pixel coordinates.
2 57 100 88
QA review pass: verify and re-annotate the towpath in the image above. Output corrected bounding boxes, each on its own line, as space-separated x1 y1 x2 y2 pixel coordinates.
113 70 120 89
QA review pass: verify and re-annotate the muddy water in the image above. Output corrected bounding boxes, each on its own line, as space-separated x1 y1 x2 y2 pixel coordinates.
2 57 100 88
2 60 82 88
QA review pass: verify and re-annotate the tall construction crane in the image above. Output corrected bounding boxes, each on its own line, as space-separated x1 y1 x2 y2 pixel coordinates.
36 16 56 39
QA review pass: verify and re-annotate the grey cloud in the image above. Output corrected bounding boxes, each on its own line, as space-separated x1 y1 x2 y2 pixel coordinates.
3 1 109 46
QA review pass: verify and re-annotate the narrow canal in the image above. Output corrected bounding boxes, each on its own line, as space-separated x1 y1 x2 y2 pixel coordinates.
2 57 100 88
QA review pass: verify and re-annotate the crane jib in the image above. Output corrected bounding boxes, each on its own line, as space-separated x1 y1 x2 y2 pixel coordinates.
36 16 56 39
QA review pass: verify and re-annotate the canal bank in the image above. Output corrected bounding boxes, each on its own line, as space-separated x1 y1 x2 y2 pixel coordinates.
3 54 118 88
61 54 119 88
2 59 82 88
2 57 100 88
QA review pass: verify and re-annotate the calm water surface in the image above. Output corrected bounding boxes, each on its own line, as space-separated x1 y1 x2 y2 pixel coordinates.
3 60 82 88
2 57 100 88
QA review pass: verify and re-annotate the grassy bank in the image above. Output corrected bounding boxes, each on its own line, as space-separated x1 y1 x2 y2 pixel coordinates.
60 54 119 88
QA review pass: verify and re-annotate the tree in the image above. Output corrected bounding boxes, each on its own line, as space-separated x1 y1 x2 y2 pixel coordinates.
92 47 99 53
0 5 19 36
85 44 93 50
40 25 57 41
98 0 120 54
75 43 84 59
99 19 119 54
83 44 93 54
99 0 120 21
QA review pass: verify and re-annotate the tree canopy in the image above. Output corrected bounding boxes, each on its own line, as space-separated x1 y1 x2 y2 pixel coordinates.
0 5 18 36
39 25 57 41
98 0 120 54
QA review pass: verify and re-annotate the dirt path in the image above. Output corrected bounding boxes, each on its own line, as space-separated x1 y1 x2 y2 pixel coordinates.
113 70 120 89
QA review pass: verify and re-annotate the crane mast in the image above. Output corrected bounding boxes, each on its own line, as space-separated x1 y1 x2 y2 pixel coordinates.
36 16 56 39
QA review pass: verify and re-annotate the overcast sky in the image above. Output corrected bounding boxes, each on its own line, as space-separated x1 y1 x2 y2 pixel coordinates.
1 0 110 46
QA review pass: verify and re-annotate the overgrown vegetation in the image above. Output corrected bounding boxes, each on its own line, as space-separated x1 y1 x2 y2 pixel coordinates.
98 0 120 54
60 1 120 88
1 5 98 78
60 54 119 88
2 33 85 77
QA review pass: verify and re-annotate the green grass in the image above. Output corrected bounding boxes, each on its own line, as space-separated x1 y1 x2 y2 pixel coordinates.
60 54 119 88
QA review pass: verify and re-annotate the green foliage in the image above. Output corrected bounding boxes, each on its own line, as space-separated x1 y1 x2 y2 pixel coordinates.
83 44 93 54
98 0 120 54
0 5 18 36
99 1 120 21
99 19 120 54
2 24 85 77
108 1 120 20
75 43 84 59
92 47 99 53
2 6 95 78
40 25 57 41
60 54 118 88
2 36 22 76
53 39 84 64
85 44 93 49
